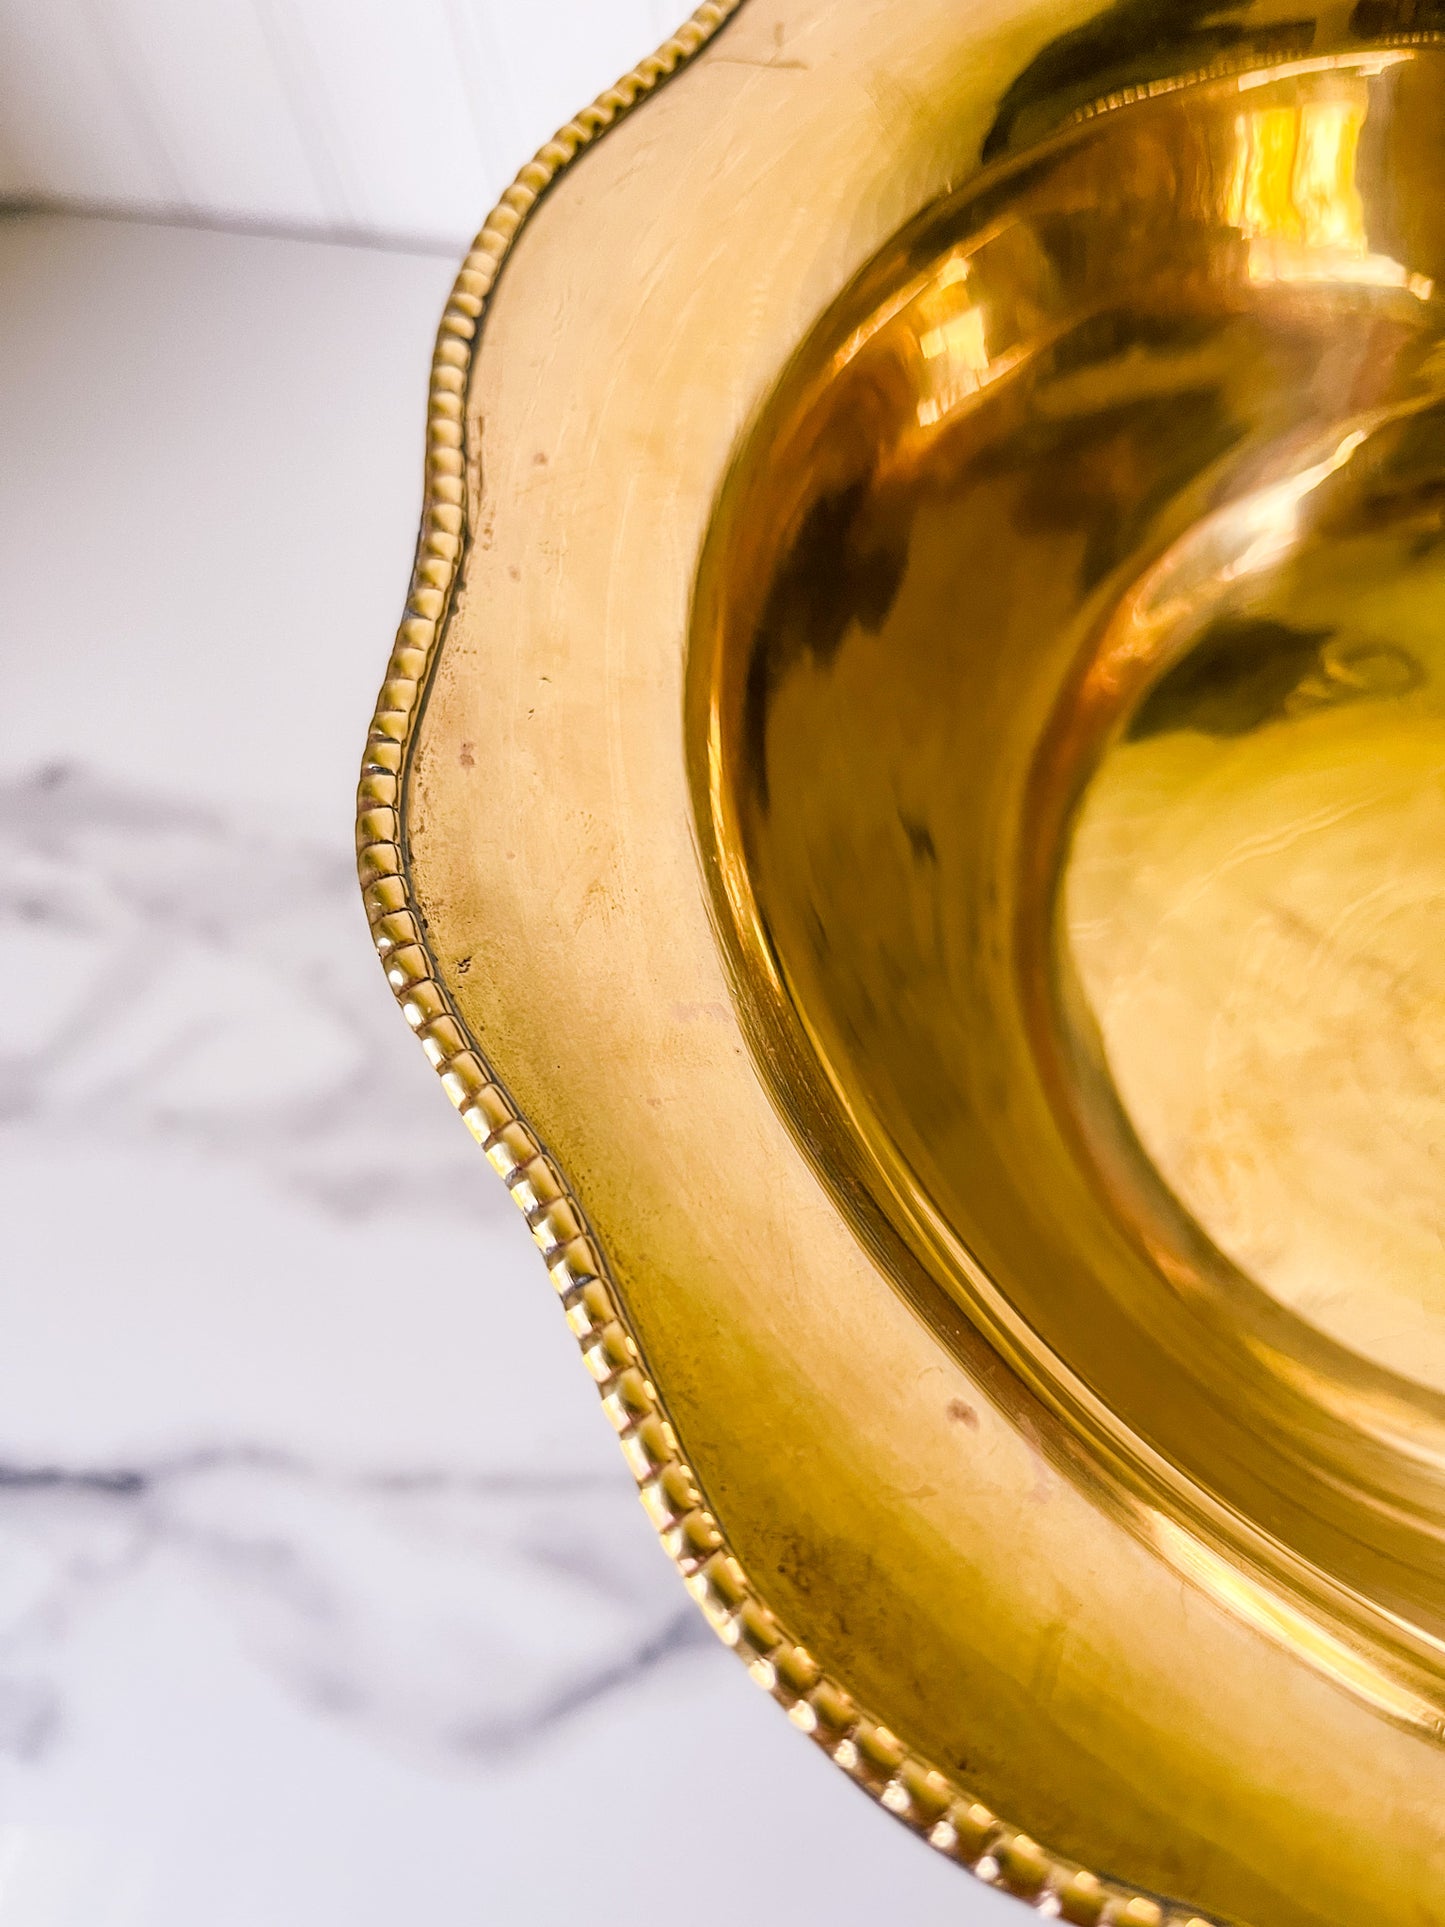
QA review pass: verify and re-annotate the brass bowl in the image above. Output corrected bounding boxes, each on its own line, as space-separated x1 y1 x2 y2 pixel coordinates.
359 6 1445 1921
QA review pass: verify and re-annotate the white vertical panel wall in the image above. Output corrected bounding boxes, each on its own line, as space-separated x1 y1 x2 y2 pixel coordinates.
0 0 687 249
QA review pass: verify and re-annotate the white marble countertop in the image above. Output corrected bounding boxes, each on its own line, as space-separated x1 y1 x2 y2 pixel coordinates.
0 208 1014 1926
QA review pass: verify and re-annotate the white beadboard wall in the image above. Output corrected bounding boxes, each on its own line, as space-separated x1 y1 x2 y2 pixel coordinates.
0 1 685 251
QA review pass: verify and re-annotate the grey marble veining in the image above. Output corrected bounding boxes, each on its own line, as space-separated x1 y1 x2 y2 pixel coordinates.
3 761 484 1223
0 1441 706 1772
2 758 712 1768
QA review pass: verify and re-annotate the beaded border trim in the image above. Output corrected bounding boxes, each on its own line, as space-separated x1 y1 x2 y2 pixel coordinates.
355 8 1215 1922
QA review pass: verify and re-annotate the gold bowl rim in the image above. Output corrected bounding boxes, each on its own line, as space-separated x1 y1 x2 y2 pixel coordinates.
356 8 1445 1921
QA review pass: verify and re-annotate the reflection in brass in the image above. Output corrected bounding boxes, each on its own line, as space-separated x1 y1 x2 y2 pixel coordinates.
362 5 1445 1922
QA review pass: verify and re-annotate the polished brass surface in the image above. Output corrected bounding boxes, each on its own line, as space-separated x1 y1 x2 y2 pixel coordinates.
363 4 1445 1922
691 48 1445 1681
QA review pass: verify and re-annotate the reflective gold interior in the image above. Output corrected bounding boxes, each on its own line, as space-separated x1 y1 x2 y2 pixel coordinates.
689 51 1445 1676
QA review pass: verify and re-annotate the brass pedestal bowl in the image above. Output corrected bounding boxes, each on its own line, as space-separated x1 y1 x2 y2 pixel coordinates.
359 7 1445 1921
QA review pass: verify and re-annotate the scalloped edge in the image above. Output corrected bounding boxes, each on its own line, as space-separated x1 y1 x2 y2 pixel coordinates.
354 8 1218 1923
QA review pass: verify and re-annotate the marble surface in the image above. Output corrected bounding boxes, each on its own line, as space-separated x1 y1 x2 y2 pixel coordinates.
0 210 1015 1925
